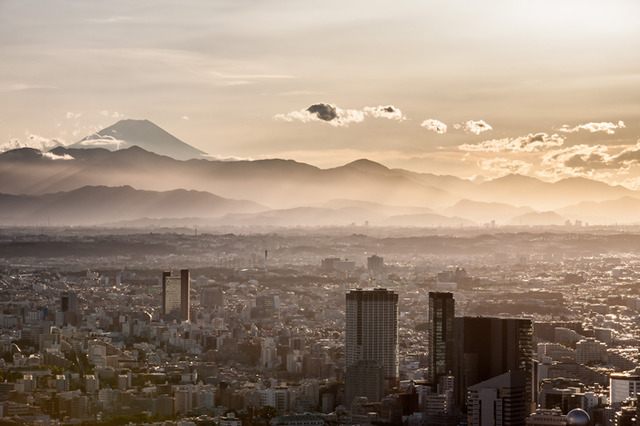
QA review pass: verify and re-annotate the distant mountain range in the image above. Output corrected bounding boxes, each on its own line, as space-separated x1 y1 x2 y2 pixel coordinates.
0 186 265 226
1 119 639 227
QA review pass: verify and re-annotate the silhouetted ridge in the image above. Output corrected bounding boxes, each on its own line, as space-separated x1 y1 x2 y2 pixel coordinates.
341 158 390 173
0 185 266 226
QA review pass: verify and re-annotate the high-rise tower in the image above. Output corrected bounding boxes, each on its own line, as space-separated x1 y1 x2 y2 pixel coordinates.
428 292 454 386
61 291 78 313
162 269 190 322
60 290 79 325
345 288 398 405
453 317 533 412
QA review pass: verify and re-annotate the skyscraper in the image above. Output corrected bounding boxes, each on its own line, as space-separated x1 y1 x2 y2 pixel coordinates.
61 291 78 313
428 292 454 386
467 370 528 426
162 269 190 322
345 288 398 405
453 317 533 412
367 255 384 275
60 290 79 325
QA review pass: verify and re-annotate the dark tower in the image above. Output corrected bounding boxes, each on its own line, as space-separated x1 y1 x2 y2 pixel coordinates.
428 292 454 386
367 255 384 275
180 269 190 322
453 317 533 412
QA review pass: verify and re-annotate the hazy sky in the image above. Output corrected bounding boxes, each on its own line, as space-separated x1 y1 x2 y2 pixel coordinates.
1 0 639 185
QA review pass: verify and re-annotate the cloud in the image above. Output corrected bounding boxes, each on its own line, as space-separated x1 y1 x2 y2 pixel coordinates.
0 135 65 153
557 120 625 135
454 120 492 135
541 141 640 176
275 103 405 127
459 133 565 153
0 84 57 92
421 119 447 134
66 112 82 119
99 110 125 119
182 116 190 120
41 152 74 161
202 154 254 161
215 80 252 87
307 103 339 121
78 135 126 149
478 157 532 177
536 145 616 181
363 105 406 121
542 144 611 172
275 103 364 127
88 16 148 24
616 176 640 191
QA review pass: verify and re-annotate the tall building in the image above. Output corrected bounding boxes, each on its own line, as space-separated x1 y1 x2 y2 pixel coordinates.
60 291 79 325
345 360 384 407
453 317 533 412
428 292 454 385
345 288 398 405
60 291 78 313
610 370 640 403
367 255 384 275
162 269 190 322
467 370 528 426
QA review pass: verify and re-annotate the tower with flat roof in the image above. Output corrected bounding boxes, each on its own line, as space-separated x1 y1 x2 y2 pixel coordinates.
345 288 398 405
428 292 454 386
162 269 190 322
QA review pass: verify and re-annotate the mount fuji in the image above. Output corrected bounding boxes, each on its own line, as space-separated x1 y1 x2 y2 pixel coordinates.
69 119 207 160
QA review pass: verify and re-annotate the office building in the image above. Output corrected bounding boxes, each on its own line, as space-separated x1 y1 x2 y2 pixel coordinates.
454 317 532 411
60 291 79 325
367 255 384 275
345 360 384 406
575 338 606 365
61 291 78 313
162 269 190 322
428 292 454 385
345 288 398 405
610 370 640 403
467 370 528 426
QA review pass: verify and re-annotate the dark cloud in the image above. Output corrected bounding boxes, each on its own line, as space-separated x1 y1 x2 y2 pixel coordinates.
275 103 402 125
540 143 640 176
564 152 608 169
306 103 338 122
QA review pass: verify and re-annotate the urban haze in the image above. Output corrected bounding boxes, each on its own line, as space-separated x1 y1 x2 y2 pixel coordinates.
1 1 640 426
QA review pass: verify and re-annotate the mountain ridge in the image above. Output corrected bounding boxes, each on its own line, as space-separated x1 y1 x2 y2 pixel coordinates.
2 141 640 224
0 185 266 226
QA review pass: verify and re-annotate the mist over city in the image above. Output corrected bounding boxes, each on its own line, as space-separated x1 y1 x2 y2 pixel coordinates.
2 1 640 425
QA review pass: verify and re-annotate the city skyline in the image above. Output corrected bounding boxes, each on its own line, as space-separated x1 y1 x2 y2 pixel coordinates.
0 223 637 424
1 1 640 188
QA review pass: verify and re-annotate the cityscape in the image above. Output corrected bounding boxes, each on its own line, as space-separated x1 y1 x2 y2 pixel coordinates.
3 227 640 425
2 1 640 425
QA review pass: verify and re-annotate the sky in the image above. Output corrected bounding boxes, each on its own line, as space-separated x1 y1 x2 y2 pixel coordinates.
1 0 639 186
